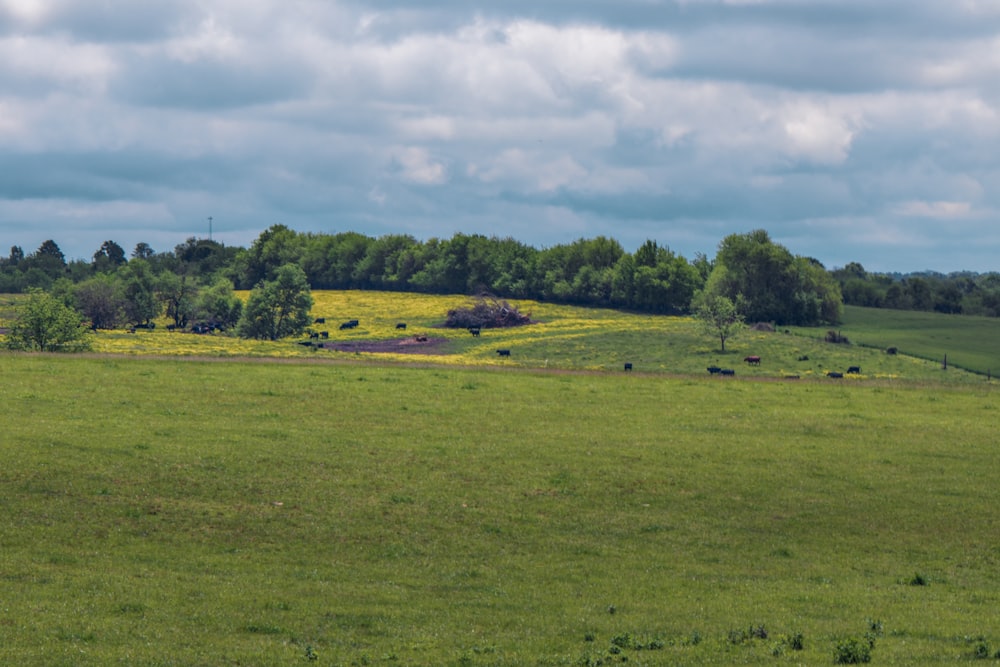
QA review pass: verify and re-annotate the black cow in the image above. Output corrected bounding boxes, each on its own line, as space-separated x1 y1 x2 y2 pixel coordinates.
396 323 407 330
707 366 722 374
496 349 511 357
166 323 177 332
339 319 359 330
309 332 319 339
314 317 326 324
744 355 761 366
320 331 329 339
624 363 633 372
720 369 736 376
886 347 898 355
846 366 861 374
469 327 481 337
827 371 844 379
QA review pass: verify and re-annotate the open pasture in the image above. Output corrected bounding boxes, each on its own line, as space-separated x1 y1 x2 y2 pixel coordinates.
85 290 986 384
829 305 1000 377
1 354 998 665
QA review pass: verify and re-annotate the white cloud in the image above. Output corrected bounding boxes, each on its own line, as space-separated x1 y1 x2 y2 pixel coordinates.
393 147 447 185
894 200 974 218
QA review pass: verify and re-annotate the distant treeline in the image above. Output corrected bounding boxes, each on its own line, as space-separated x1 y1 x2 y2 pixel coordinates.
2 225 996 325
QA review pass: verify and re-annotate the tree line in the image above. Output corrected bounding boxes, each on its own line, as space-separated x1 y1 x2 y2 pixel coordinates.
0 225 853 329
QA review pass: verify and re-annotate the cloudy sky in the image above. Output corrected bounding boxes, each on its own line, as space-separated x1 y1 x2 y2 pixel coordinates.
2 0 1000 272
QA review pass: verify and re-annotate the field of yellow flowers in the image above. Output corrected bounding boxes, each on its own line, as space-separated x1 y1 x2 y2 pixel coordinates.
2 290 979 380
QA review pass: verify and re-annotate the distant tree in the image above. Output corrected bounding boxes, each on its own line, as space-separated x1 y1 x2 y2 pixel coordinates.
194 278 243 330
236 264 313 340
75 274 126 330
8 245 23 266
92 240 127 272
693 292 746 352
132 242 155 260
174 237 239 278
5 288 91 352
22 239 67 280
118 259 161 326
708 230 840 325
157 272 198 328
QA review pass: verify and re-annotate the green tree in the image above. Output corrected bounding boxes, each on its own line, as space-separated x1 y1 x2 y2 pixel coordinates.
236 265 313 340
709 230 840 325
75 274 126 330
5 288 91 352
118 259 161 326
92 240 127 273
132 242 155 260
693 291 746 352
157 272 197 328
195 278 243 330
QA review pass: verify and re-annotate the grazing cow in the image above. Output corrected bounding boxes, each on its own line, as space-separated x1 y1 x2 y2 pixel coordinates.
396 323 407 330
720 369 736 376
320 331 329 339
827 371 844 378
707 366 722 374
846 366 861 374
339 319 359 330
496 349 511 357
309 332 319 339
744 355 761 366
414 335 428 342
166 323 177 332
886 347 898 355
624 363 633 372
314 317 325 324
297 340 314 347
468 327 481 337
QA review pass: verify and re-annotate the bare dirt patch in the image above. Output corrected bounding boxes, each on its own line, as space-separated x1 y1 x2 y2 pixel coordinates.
322 337 451 355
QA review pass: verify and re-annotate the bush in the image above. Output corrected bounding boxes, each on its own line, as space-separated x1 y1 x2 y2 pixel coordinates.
825 330 850 344
834 637 872 664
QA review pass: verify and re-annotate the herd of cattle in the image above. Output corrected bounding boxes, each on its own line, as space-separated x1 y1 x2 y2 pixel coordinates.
165 314 870 378
703 356 862 379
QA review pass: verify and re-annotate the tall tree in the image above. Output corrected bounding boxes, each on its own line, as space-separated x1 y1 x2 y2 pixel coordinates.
707 230 841 325
75 274 126 330
236 264 313 341
132 242 155 260
118 259 161 326
92 240 127 272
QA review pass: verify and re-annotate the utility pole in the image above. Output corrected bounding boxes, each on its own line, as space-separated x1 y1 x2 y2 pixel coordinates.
208 216 213 241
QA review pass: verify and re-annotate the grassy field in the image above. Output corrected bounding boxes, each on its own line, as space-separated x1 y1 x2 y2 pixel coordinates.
1 354 998 665
829 305 1000 377
51 291 988 385
2 292 1000 664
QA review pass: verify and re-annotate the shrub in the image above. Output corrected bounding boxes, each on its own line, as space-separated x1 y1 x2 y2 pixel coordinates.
834 637 872 664
825 330 850 344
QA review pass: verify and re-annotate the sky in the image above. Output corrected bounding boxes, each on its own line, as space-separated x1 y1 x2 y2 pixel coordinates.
2 0 1000 273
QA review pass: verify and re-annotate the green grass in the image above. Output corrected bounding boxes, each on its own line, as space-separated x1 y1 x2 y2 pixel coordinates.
821 305 1000 377
1 354 999 664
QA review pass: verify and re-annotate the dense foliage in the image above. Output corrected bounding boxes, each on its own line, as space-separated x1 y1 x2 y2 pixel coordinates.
4 288 92 352
2 225 998 341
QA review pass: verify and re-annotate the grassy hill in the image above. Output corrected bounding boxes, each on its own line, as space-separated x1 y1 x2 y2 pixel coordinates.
60 291 987 384
830 305 1000 377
